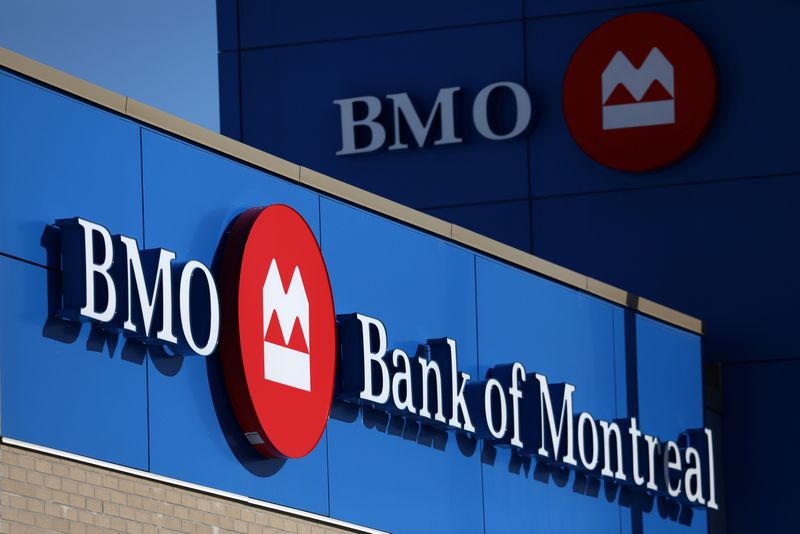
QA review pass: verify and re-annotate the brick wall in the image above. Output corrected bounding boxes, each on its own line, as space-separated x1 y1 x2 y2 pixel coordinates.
0 443 361 534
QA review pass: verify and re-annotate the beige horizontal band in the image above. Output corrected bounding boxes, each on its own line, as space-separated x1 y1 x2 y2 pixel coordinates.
0 46 702 334
1 437 387 534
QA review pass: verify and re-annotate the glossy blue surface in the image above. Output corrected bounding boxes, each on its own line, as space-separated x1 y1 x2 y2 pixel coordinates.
321 198 483 533
0 256 149 469
140 130 328 512
476 256 624 534
636 316 707 534
0 72 142 267
723 360 800 533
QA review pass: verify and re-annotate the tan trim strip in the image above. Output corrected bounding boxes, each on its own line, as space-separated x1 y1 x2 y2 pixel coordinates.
0 47 702 335
1 437 388 534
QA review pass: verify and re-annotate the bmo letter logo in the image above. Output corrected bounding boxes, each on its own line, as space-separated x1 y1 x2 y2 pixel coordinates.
220 205 336 458
563 13 716 171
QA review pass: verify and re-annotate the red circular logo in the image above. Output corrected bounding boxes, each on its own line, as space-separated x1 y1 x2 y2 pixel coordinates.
563 13 716 172
220 205 336 458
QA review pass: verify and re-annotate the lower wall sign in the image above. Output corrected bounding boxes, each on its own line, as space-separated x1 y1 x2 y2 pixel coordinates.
54 206 718 510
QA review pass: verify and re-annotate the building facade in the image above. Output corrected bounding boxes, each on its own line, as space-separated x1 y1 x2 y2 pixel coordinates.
1 48 712 534
217 2 800 532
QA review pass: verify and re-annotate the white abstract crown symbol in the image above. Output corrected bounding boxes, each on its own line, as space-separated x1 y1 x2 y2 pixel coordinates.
262 258 311 391
601 47 675 130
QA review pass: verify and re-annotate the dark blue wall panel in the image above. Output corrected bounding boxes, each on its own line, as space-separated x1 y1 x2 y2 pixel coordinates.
530 175 800 364
237 0 521 49
526 1 800 198
524 0 684 18
239 22 529 208
723 360 800 534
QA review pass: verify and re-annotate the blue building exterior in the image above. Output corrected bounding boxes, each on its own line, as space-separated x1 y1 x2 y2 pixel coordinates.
1 50 711 534
217 2 800 532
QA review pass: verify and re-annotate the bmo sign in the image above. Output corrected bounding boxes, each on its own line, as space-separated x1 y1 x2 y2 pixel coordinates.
54 203 719 509
333 81 533 155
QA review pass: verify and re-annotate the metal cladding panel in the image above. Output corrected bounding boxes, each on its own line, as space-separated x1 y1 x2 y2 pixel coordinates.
0 72 142 268
140 130 328 513
524 0 682 18
636 316 703 439
530 174 800 363
635 315 707 534
238 22 528 209
526 2 800 197
476 256 624 533
425 200 532 253
320 198 483 533
723 360 800 533
0 256 149 470
236 0 521 49
0 68 709 534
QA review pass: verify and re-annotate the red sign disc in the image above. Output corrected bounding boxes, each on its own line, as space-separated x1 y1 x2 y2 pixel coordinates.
219 205 336 458
562 13 716 172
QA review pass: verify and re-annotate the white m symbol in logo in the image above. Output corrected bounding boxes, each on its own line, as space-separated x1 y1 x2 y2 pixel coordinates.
262 258 311 391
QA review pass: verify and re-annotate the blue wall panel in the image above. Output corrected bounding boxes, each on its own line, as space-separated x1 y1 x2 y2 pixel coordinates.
635 316 707 534
0 256 149 469
0 68 712 534
321 198 483 534
0 72 142 267
239 22 528 209
140 130 329 513
476 256 624 534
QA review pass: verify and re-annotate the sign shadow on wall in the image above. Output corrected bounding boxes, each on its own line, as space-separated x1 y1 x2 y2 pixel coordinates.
41 224 147 366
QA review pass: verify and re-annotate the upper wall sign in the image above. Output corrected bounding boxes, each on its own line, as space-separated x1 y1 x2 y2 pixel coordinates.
562 13 717 172
334 82 533 155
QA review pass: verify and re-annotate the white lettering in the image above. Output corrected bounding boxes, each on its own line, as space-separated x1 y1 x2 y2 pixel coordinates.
535 374 577 466
334 96 386 155
77 219 117 322
472 81 532 140
178 261 220 356
444 339 475 432
508 363 526 448
418 357 446 423
577 412 599 471
120 236 177 343
484 378 507 439
391 349 416 414
356 313 390 404
386 87 462 150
